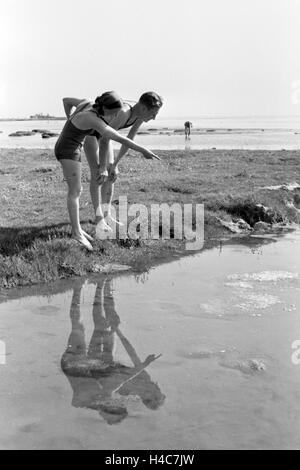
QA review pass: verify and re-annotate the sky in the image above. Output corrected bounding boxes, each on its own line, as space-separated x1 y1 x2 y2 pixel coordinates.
1 0 300 118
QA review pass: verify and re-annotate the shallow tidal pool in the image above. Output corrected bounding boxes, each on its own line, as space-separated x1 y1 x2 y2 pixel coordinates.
0 231 300 450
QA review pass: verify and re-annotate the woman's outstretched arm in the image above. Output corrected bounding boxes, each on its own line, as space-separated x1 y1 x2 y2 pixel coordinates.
114 119 143 167
94 121 160 161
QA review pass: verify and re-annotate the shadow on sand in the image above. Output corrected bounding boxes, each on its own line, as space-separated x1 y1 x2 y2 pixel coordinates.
0 223 73 256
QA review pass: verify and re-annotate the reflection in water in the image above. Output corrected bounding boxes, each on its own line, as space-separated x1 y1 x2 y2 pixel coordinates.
61 279 165 425
184 141 192 151
218 241 223 256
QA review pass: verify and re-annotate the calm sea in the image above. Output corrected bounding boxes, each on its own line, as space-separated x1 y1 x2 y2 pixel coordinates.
0 116 299 150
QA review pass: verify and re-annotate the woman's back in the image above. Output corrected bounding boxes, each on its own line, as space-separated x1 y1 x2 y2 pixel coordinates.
55 107 102 159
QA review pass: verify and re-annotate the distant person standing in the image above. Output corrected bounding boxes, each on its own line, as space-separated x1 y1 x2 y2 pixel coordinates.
184 121 192 139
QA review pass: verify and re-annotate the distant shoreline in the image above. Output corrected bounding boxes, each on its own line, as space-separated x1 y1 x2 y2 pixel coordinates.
0 117 66 122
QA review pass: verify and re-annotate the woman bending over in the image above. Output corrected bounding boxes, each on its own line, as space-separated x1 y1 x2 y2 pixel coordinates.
63 92 163 228
55 91 160 251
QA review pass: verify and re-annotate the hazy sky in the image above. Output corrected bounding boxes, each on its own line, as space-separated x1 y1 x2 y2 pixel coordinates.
1 0 300 117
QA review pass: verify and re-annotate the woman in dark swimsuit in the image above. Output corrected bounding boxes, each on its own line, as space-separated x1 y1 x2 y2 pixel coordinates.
55 91 160 250
63 92 163 230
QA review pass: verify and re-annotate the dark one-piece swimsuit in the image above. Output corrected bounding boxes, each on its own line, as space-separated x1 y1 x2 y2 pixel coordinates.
54 103 108 162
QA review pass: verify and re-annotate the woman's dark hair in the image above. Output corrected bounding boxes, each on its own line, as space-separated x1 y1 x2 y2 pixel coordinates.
139 91 163 110
93 91 123 115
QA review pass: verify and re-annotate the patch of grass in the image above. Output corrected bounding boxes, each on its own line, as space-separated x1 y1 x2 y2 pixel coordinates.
0 148 299 288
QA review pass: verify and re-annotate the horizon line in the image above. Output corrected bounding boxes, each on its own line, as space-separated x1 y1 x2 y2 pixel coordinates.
1 113 300 121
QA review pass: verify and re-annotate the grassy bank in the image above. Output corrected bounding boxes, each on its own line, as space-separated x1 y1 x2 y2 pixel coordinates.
0 148 299 288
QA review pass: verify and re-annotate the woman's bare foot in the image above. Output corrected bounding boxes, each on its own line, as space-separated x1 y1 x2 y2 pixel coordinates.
105 214 124 226
71 233 93 251
81 230 94 242
95 219 113 240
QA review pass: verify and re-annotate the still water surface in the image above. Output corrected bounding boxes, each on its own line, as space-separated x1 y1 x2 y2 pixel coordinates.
0 117 300 150
0 231 300 449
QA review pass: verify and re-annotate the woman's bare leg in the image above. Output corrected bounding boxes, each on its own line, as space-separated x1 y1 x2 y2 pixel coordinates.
60 159 93 250
84 136 102 218
101 141 123 225
84 136 112 231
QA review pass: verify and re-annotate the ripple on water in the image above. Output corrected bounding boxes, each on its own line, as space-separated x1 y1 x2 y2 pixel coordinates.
235 293 281 311
199 301 225 317
199 292 282 317
222 270 300 315
178 347 268 376
219 358 267 375
19 423 40 434
224 281 254 289
227 271 299 282
32 305 60 316
179 347 236 360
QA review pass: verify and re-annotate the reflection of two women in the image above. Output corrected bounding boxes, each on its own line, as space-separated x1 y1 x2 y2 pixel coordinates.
61 278 165 424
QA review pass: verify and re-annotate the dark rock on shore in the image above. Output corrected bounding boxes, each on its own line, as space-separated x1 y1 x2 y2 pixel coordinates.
216 217 252 233
221 201 283 227
32 129 59 138
32 129 49 134
41 132 59 139
253 221 273 232
9 131 35 137
220 358 266 374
